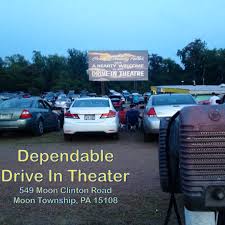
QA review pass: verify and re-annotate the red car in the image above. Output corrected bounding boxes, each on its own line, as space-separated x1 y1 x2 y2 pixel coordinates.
118 108 127 125
110 96 123 108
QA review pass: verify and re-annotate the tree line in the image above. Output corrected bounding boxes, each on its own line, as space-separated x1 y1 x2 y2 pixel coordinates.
0 39 225 94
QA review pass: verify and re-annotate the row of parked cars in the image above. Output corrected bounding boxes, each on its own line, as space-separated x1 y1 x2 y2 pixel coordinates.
43 89 150 112
108 90 151 109
0 89 147 139
0 95 121 140
0 89 210 142
112 90 151 104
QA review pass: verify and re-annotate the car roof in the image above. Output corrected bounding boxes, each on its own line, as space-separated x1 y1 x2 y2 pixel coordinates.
152 94 192 97
11 96 41 100
1 97 41 103
75 97 109 101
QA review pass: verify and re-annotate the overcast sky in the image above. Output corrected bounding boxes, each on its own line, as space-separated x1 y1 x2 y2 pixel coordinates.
1 0 225 61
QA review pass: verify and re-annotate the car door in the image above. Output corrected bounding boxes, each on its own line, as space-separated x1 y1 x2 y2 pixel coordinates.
43 100 58 128
37 100 54 129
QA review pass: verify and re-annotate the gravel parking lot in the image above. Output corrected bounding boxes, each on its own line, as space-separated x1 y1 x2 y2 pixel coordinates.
0 131 184 225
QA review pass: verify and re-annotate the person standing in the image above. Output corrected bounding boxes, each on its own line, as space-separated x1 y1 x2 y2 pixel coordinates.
209 92 220 105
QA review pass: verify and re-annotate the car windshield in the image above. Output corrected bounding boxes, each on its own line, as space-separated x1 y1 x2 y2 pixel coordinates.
0 99 33 108
152 95 196 106
72 99 109 107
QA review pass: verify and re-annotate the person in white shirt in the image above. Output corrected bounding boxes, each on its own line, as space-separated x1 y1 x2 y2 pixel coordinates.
209 92 220 105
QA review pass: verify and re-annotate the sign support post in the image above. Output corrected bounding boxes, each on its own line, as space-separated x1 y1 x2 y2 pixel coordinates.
101 81 105 95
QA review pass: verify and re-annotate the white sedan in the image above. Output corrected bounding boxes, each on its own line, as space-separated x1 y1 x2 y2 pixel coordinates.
63 97 120 140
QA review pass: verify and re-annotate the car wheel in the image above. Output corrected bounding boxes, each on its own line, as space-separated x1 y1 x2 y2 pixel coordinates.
34 119 44 136
64 134 72 141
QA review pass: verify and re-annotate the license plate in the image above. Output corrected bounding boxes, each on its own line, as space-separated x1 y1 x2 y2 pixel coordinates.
84 114 95 120
0 114 12 120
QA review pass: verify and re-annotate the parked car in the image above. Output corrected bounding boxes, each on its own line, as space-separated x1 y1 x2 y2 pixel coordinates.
121 96 126 103
0 97 61 136
143 94 197 141
67 90 75 100
53 90 64 98
143 92 151 103
70 94 80 101
63 97 119 140
109 90 116 95
115 93 125 103
131 93 143 104
0 92 16 100
80 90 89 97
109 95 123 109
44 92 56 105
88 93 97 97
54 96 72 109
138 94 145 104
22 93 31 98
122 90 130 101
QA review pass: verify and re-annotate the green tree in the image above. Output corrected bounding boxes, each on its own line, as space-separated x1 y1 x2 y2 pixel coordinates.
177 39 207 84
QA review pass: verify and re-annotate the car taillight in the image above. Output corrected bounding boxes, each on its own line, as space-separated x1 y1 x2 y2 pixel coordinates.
147 107 157 117
20 109 32 119
64 111 80 119
100 110 116 119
